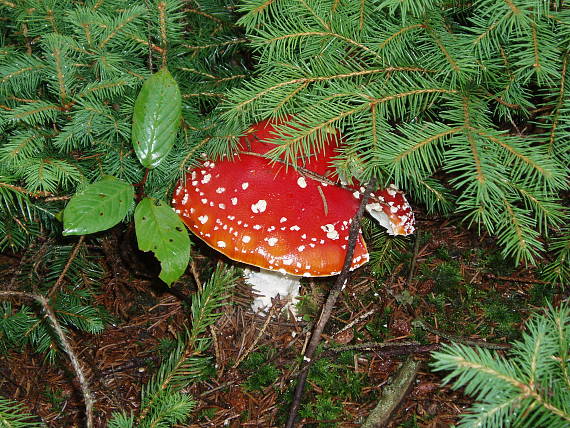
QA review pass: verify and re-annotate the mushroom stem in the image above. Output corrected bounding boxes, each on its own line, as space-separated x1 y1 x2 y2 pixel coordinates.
243 268 301 316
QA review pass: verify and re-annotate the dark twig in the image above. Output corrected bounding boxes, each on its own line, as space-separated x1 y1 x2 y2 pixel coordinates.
406 229 421 285
414 319 512 350
285 177 377 428
0 291 94 428
325 341 440 357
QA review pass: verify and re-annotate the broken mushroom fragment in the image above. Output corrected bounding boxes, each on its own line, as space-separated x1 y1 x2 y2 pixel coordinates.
172 118 414 313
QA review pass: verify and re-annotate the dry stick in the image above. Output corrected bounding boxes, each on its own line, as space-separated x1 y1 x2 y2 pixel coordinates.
232 303 280 369
332 308 376 338
0 291 94 428
326 341 440 357
415 319 511 350
285 177 377 428
48 235 85 299
361 357 420 428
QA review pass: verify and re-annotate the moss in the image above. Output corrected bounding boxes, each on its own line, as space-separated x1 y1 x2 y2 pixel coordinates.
483 251 516 276
299 396 343 427
364 309 391 341
241 345 281 392
432 261 463 294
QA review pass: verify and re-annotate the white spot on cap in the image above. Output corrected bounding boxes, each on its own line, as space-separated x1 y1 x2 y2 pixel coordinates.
267 237 278 246
321 224 339 240
231 197 238 205
290 225 300 231
353 191 360 199
283 258 293 265
217 241 226 248
298 245 305 252
253 224 262 230
297 177 307 188
242 235 251 243
198 215 208 224
201 198 208 204
251 199 267 213
192 180 198 186
181 194 189 204
201 174 211 184
280 217 287 223
242 182 249 190
216 187 226 193
219 203 226 209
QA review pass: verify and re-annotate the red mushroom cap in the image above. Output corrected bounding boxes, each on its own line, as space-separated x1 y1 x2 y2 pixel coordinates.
172 118 414 276
172 119 369 276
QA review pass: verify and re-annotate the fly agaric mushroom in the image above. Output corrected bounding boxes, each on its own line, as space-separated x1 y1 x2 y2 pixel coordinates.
172 118 414 313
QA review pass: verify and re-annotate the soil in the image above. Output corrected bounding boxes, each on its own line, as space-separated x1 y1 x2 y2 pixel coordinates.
0 212 564 427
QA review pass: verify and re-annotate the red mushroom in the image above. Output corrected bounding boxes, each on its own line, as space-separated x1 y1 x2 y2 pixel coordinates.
172 118 414 313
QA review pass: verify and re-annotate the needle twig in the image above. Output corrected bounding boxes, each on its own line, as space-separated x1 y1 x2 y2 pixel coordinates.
0 291 94 428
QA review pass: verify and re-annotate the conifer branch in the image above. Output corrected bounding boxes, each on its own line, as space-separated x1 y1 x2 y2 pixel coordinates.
379 23 425 49
548 53 568 151
264 31 382 60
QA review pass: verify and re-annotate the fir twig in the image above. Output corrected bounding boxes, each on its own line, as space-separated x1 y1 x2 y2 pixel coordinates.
285 177 377 428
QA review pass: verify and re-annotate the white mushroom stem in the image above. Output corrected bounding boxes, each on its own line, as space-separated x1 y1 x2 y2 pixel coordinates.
244 268 301 316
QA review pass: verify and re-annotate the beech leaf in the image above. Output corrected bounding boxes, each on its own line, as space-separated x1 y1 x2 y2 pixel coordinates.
131 68 181 169
63 176 134 235
134 197 190 285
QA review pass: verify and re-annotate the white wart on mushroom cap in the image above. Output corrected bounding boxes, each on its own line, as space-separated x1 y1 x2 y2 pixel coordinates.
172 119 371 277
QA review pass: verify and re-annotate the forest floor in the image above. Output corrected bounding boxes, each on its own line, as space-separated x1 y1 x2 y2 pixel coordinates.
0 210 565 428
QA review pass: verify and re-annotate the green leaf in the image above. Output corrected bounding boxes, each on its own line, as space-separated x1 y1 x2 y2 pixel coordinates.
63 176 134 235
131 68 182 169
134 198 190 285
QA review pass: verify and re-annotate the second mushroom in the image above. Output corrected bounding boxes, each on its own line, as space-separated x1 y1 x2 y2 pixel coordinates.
172 118 414 313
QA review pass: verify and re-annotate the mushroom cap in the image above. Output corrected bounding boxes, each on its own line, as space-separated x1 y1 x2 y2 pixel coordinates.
172 118 371 277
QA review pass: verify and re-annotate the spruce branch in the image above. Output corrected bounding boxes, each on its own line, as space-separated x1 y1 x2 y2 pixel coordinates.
432 304 570 427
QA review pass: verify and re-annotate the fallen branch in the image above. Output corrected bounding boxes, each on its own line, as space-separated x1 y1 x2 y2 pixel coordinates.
361 357 420 428
285 177 377 428
414 319 512 350
326 341 440 357
0 291 94 428
48 235 85 299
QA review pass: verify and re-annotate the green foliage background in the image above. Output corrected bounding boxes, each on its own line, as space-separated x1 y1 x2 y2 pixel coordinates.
0 0 568 271
0 0 568 425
